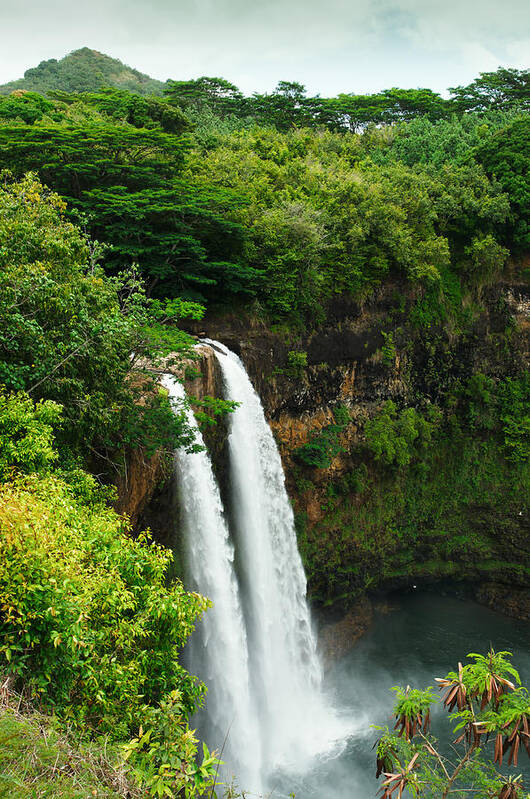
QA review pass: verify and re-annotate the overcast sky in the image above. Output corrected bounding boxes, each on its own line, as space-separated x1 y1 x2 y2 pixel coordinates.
0 0 528 95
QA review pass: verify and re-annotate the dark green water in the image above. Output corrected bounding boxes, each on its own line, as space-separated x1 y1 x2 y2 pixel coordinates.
273 592 530 799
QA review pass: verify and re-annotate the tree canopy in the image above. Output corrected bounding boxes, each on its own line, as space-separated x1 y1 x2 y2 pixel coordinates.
0 174 201 474
1 73 526 322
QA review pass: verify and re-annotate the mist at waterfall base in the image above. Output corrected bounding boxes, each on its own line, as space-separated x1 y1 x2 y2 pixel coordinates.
276 592 530 799
163 356 530 799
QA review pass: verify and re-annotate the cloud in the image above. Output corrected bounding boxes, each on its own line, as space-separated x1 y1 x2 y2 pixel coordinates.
505 38 530 69
0 0 528 94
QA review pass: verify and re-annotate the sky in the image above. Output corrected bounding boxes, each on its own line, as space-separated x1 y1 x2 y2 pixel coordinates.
0 0 528 96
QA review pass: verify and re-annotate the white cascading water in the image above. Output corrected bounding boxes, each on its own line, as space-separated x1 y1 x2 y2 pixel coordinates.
161 375 263 794
203 340 347 782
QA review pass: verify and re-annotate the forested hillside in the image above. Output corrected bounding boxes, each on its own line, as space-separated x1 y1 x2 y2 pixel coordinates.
0 48 164 96
0 66 528 315
0 57 528 797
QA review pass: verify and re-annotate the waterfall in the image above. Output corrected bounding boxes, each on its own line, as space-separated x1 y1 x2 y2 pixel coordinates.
161 375 262 793
164 346 348 796
204 341 346 778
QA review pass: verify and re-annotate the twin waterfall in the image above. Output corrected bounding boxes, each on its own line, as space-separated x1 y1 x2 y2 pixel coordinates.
164 342 341 795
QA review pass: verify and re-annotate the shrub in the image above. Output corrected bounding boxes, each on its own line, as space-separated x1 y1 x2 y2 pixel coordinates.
293 405 350 468
364 400 441 467
286 350 308 377
462 372 530 462
0 692 134 798
497 374 530 463
0 474 208 737
375 650 530 799
0 391 62 479
381 331 396 367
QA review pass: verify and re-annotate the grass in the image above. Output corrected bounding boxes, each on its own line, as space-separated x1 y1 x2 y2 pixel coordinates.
0 681 139 799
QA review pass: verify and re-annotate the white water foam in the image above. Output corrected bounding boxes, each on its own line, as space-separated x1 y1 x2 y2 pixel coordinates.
203 341 353 785
162 375 262 794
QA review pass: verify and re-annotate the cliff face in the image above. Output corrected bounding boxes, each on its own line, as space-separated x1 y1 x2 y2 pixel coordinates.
117 278 529 616
115 344 225 543
181 280 530 612
113 447 165 530
183 343 223 401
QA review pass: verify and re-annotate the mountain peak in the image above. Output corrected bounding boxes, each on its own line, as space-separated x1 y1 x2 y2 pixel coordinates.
0 48 165 97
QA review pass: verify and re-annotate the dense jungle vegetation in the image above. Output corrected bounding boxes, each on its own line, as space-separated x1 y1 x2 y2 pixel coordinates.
0 51 528 796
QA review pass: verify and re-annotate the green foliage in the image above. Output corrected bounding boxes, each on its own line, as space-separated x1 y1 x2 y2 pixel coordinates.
0 472 223 798
452 650 521 699
365 401 441 468
391 685 436 726
461 233 509 285
293 434 339 469
247 81 330 131
464 373 497 431
0 91 59 124
463 373 530 462
160 65 528 138
368 110 520 169
332 404 351 426
123 690 219 798
189 126 509 319
0 47 164 97
0 392 62 479
0 57 526 796
408 268 465 330
0 474 209 734
3 54 527 133
376 650 530 798
53 88 190 134
497 375 530 463
0 701 132 798
381 331 397 366
301 403 529 606
0 75 519 322
326 464 369 498
165 76 245 119
449 68 530 114
0 122 251 301
0 174 196 471
475 118 530 252
0 174 226 796
189 395 239 432
285 350 308 377
293 405 350 468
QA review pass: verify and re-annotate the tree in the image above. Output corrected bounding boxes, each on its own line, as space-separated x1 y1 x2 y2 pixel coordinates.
375 650 530 798
0 122 187 195
368 112 519 170
0 122 250 299
0 91 59 124
364 401 441 468
165 76 246 118
0 392 61 478
50 87 190 134
378 88 449 123
0 173 200 473
449 68 530 114
475 118 530 253
330 88 449 132
0 471 219 797
249 81 319 131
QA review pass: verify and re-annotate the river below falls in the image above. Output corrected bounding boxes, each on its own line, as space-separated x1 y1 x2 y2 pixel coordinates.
268 591 530 799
